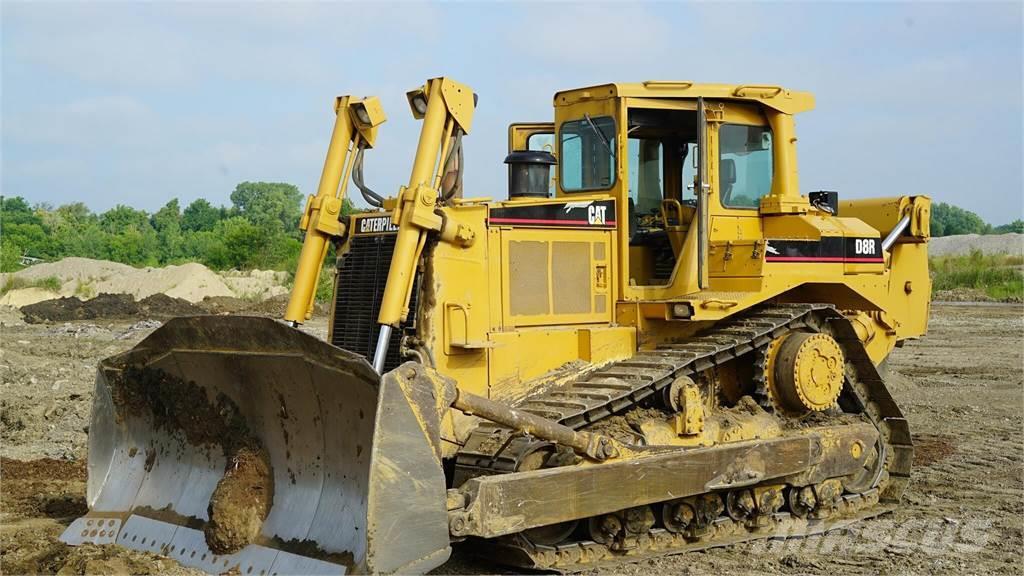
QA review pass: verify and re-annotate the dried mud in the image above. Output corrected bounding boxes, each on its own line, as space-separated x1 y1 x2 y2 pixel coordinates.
0 305 1021 575
110 367 254 454
204 447 274 554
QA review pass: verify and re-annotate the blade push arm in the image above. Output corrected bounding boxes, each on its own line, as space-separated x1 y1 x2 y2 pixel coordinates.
371 77 477 373
284 96 386 325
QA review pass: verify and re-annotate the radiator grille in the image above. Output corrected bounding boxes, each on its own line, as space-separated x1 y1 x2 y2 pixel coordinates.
330 234 418 373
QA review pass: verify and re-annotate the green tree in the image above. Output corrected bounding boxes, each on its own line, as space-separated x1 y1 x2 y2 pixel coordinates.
930 202 991 237
1 197 53 268
229 181 303 235
152 199 184 262
42 202 99 260
1 196 41 226
0 184 312 274
182 198 223 232
216 216 267 269
100 205 151 234
992 219 1024 234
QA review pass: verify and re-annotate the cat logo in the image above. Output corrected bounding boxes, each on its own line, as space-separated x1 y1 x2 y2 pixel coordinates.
588 205 608 225
563 201 593 213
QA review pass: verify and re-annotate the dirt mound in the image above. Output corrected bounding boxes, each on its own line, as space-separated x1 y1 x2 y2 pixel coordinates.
1 257 291 307
0 286 59 307
220 269 291 300
20 293 204 324
930 233 1024 257
21 294 139 323
138 293 204 316
0 304 25 326
196 295 254 315
245 293 329 317
194 293 327 318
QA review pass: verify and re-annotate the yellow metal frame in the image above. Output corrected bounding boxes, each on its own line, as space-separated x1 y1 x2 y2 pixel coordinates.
297 78 931 413
285 95 386 323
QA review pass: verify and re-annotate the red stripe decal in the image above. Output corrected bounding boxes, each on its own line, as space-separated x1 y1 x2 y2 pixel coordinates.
488 217 616 226
766 256 883 263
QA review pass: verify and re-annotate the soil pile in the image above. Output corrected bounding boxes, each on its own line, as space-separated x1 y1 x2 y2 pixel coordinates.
930 233 1023 257
0 304 25 326
20 294 204 323
0 257 290 307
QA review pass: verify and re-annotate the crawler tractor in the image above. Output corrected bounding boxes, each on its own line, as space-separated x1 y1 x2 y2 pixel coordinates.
64 78 931 574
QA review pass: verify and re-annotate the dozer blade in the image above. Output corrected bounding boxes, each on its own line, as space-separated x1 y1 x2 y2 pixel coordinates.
61 316 452 575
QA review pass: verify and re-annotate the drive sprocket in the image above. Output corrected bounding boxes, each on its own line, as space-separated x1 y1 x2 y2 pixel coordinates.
760 331 845 415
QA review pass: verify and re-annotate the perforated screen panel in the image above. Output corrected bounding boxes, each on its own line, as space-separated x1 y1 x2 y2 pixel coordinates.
330 234 417 373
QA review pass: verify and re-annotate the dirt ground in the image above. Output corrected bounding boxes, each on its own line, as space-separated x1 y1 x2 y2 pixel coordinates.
1 304 1021 574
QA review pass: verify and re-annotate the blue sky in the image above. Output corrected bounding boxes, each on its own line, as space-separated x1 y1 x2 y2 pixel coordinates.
2 1 1022 224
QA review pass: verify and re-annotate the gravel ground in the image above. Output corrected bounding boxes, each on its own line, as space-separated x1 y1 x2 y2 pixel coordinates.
929 233 1023 257
1 305 1021 575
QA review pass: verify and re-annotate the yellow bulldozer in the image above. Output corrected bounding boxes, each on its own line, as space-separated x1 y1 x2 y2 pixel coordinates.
63 77 931 574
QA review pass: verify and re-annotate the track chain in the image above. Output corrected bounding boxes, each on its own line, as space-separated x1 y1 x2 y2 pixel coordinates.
455 304 823 477
453 303 913 571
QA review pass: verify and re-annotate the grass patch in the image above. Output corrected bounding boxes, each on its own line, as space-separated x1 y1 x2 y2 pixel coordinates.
0 275 62 295
930 250 1024 301
315 266 336 304
74 279 96 299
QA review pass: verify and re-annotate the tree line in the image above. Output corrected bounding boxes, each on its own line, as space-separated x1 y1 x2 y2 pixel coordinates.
929 203 1022 237
0 182 352 273
0 188 1019 274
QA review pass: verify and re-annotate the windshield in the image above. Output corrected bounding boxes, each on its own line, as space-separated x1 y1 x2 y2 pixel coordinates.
719 124 773 209
560 116 616 191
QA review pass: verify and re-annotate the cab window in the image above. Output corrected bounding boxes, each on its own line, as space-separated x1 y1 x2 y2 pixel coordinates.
627 138 663 215
560 116 616 191
527 132 554 153
719 124 773 209
528 132 556 195
680 142 699 203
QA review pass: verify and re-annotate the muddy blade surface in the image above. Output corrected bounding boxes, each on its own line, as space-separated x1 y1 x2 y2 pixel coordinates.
61 316 450 575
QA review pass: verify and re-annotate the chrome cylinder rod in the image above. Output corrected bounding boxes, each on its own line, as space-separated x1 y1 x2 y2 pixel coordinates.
882 215 911 252
371 324 392 374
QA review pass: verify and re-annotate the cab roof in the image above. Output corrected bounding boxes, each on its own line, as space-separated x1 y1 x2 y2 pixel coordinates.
554 81 815 115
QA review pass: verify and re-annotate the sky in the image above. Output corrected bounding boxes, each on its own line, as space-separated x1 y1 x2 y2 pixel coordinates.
2 1 1022 225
